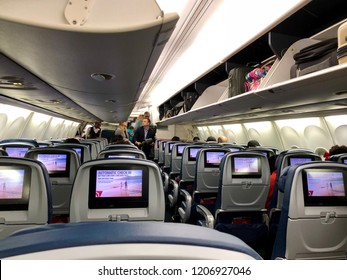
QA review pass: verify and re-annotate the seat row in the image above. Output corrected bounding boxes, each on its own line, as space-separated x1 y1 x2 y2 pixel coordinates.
0 154 261 260
157 141 347 259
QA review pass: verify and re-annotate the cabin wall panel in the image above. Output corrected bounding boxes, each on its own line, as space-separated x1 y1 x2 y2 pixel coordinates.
243 121 282 149
275 117 334 151
222 124 248 144
21 113 52 140
324 115 347 146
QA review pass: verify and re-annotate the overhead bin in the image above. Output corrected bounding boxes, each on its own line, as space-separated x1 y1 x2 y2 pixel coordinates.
0 0 179 122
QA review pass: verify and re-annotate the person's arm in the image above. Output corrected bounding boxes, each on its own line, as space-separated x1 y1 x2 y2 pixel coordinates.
133 129 142 146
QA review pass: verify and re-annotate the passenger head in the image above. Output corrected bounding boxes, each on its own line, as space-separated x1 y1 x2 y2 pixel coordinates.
94 121 101 128
193 136 200 142
247 140 260 148
64 138 80 144
329 145 347 156
171 136 180 141
119 121 128 128
206 136 216 142
217 136 228 143
142 117 150 128
144 111 151 119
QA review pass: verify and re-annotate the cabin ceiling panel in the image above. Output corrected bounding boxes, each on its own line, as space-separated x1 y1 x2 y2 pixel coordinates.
0 54 98 122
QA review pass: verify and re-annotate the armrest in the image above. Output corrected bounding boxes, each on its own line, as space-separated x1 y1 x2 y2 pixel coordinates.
177 189 192 223
167 179 179 208
169 171 180 180
196 204 215 229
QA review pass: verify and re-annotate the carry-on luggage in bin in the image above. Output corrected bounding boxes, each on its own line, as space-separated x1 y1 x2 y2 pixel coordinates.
228 66 253 98
337 21 347 64
290 38 338 78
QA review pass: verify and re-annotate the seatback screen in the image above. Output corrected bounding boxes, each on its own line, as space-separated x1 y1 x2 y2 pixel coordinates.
0 165 31 210
37 153 70 177
188 147 201 161
5 147 29 158
89 165 149 209
302 168 347 206
204 151 227 168
232 156 261 178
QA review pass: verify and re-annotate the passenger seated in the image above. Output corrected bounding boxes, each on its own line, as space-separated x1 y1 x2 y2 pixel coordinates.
326 145 347 160
246 139 260 148
206 136 217 142
217 136 228 143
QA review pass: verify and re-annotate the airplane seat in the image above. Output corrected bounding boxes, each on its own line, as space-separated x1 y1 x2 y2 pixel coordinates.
80 140 98 159
36 141 53 148
269 150 322 210
83 139 102 155
104 144 139 151
196 152 270 256
56 143 91 163
153 139 161 162
329 153 347 164
0 222 262 259
178 147 230 224
220 144 246 152
69 158 164 222
157 140 168 167
169 143 189 180
167 145 204 215
268 151 322 249
162 141 180 174
0 142 36 158
97 149 146 159
0 139 39 147
0 148 8 156
247 147 277 173
0 157 52 239
25 147 80 217
272 162 347 259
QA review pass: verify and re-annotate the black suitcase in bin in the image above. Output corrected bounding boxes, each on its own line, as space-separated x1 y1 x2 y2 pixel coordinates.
228 66 254 98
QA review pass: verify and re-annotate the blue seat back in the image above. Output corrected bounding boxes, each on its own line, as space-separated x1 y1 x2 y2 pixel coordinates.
25 147 80 215
0 157 52 239
70 158 164 222
98 149 146 159
272 161 347 259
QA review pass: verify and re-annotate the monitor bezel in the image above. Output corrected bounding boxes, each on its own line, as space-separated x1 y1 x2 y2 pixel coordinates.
288 155 315 166
302 168 347 207
231 156 262 178
176 145 186 156
188 147 201 162
36 152 71 178
0 164 31 211
4 146 31 158
204 151 227 168
168 143 175 153
88 165 149 209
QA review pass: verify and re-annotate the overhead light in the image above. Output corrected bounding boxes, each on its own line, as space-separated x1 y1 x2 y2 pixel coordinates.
0 76 36 89
90 73 115 81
